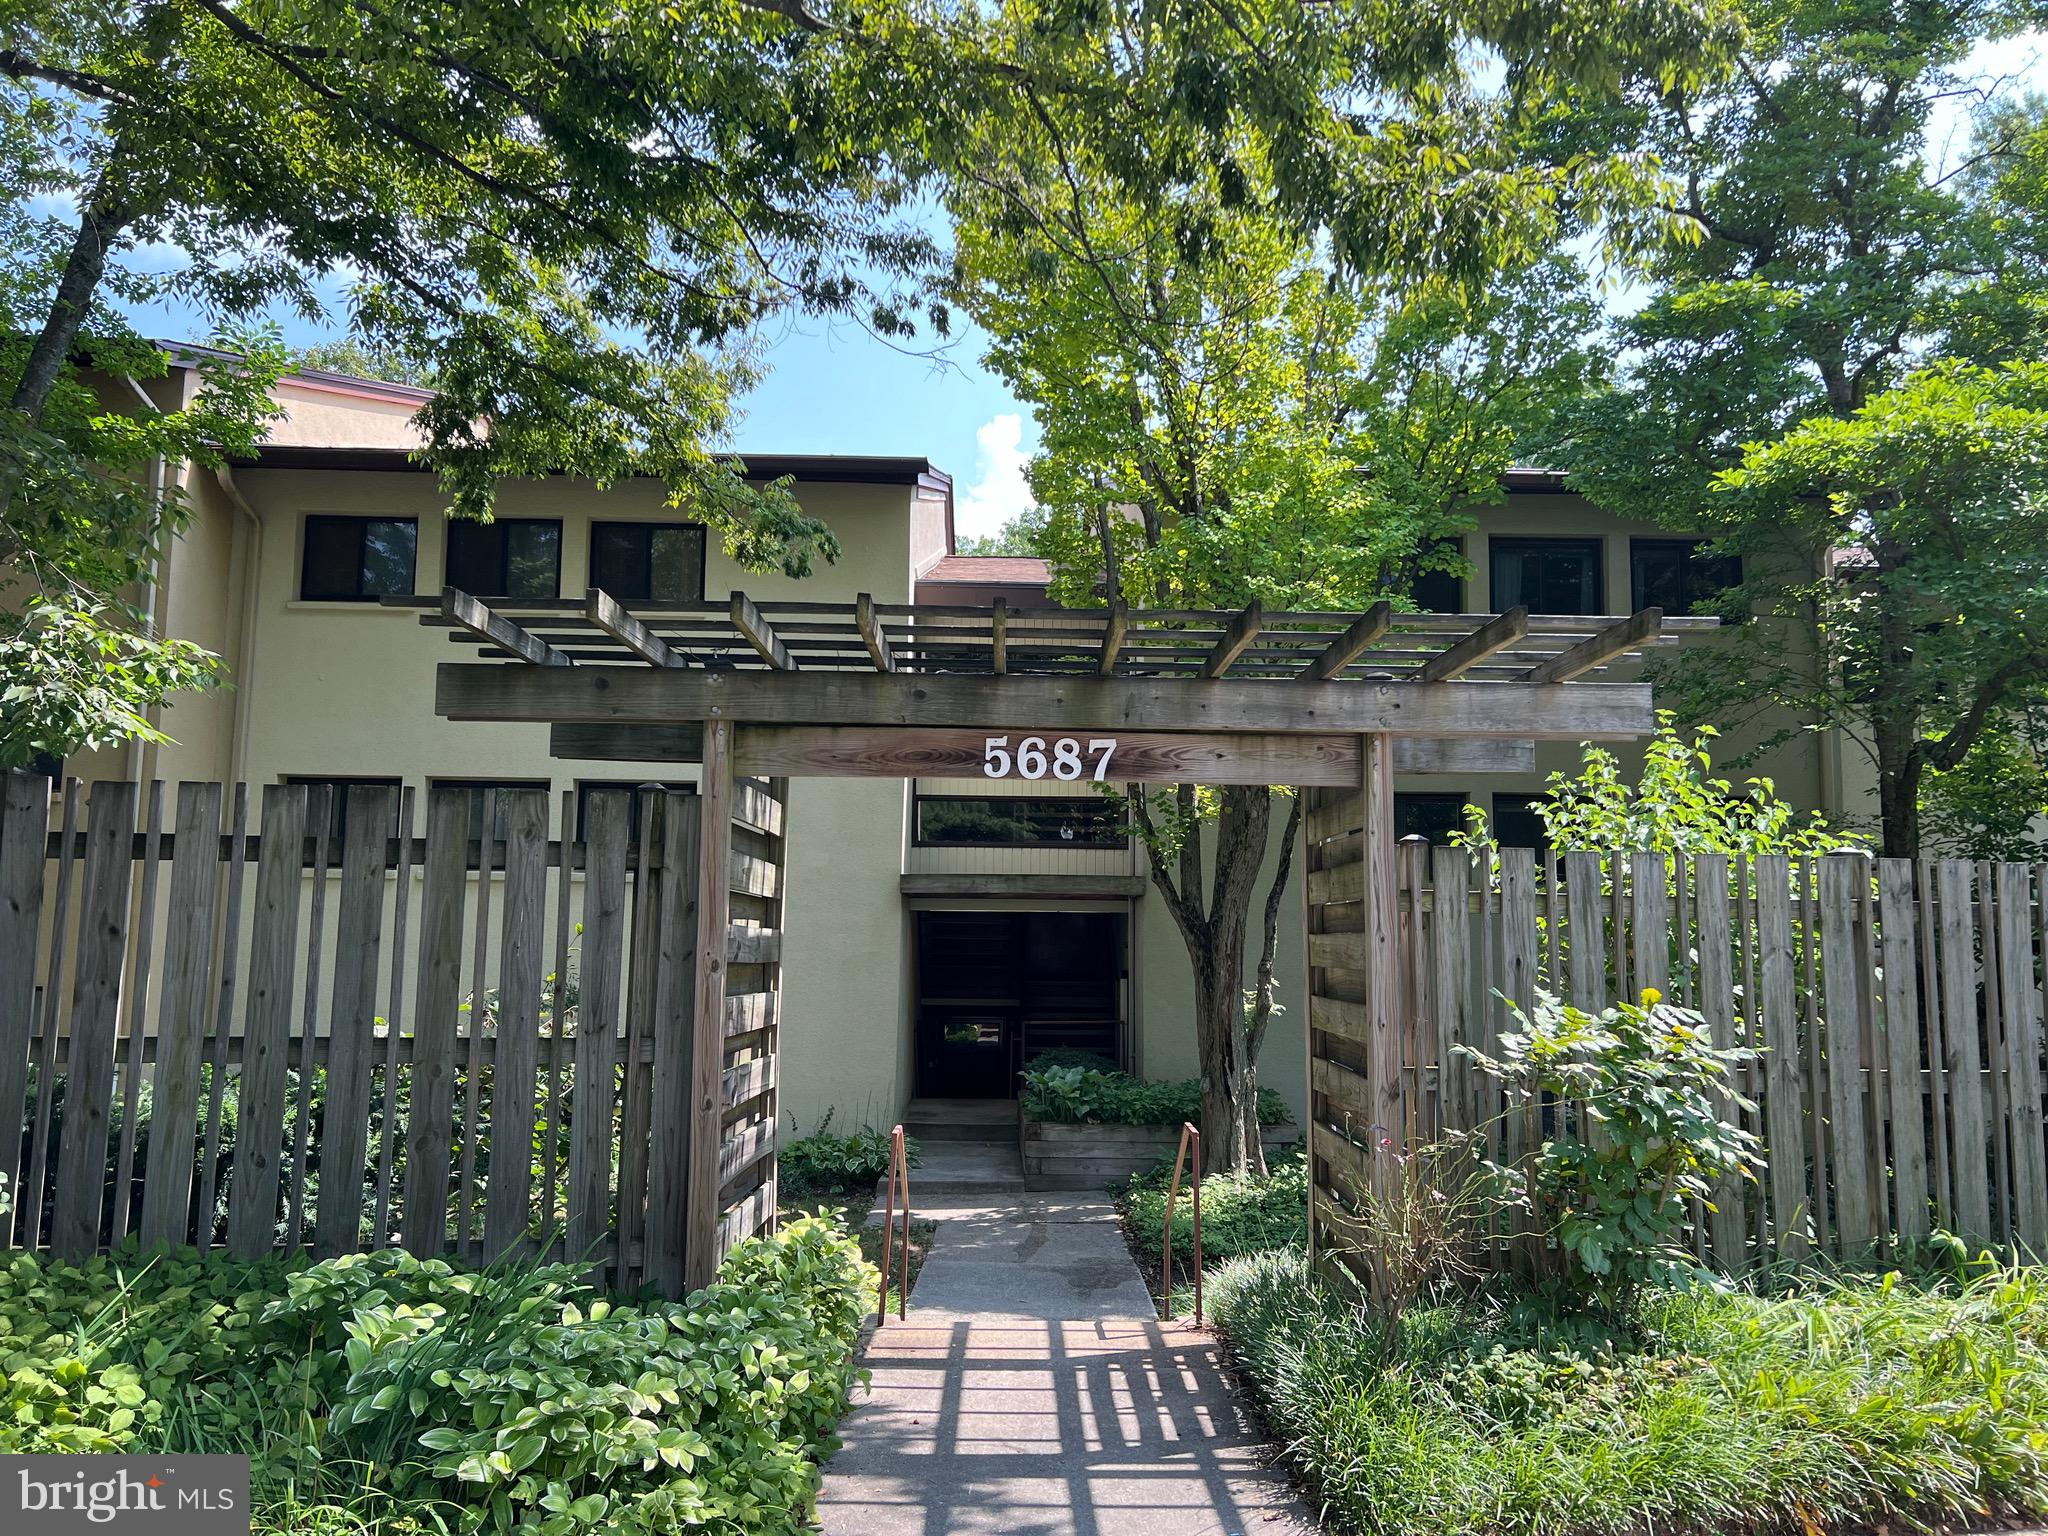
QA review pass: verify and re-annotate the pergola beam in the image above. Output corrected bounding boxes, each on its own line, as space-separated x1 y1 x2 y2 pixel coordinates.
1520 607 1662 685
990 597 1008 676
586 589 680 668
1299 601 1392 681
853 592 895 673
729 593 794 670
442 588 572 667
440 663 1653 739
1201 600 1264 679
1416 606 1528 684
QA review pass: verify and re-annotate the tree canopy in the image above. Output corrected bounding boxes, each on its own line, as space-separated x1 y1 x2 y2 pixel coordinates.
1548 0 2048 854
941 0 1738 1165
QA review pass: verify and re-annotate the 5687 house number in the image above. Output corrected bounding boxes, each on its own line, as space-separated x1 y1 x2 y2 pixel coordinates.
981 735 1117 781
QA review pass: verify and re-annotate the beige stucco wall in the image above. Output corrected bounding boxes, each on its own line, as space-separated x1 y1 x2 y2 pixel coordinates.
1398 492 1848 831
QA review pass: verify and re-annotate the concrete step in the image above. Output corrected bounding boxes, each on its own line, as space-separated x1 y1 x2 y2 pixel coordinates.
903 1098 1021 1144
878 1139 1025 1208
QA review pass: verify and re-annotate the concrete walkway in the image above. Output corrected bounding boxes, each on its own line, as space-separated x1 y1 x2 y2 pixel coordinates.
817 1196 1315 1535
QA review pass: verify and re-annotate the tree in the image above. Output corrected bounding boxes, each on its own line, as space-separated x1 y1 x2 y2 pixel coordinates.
955 506 1049 557
3 0 943 760
289 339 438 389
943 0 1734 1168
1548 0 2048 855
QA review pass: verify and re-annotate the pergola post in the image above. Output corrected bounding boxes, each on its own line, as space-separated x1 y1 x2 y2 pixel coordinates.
1360 732 1402 1194
685 717 735 1290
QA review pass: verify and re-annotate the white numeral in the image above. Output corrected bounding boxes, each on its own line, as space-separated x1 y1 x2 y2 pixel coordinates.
1016 735 1048 779
1088 738 1116 778
982 736 1011 777
1052 738 1084 780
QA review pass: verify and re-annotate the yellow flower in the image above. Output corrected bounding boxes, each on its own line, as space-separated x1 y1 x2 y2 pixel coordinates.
1640 986 1663 1007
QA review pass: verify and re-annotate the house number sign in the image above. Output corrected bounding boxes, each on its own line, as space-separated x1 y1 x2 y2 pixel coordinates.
981 735 1118 781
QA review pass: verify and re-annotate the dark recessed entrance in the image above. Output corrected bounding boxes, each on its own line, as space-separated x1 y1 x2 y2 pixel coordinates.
913 911 1126 1098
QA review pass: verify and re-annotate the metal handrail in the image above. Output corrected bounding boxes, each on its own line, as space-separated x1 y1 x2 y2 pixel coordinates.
1161 1121 1203 1324
877 1123 911 1325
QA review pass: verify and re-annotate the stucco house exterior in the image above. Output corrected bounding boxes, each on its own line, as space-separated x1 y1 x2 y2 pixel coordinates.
44 353 1877 1133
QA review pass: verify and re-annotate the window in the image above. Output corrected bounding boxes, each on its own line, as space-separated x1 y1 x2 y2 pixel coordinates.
1394 793 1468 847
1489 537 1604 616
915 795 1127 848
1491 793 1549 852
1630 538 1740 615
429 778 552 842
301 515 418 601
446 518 562 599
589 522 706 604
285 776 404 845
575 780 693 844
1409 538 1465 614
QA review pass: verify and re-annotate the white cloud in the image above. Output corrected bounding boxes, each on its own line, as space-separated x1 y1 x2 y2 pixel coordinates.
956 412 1037 540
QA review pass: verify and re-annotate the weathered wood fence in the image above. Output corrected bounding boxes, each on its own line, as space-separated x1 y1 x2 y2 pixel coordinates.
0 771 786 1296
1304 778 2048 1275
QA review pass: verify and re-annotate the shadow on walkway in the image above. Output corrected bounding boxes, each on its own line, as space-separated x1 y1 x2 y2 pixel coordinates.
817 1201 1312 1535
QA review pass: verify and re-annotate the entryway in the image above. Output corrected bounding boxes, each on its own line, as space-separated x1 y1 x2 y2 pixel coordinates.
912 910 1127 1098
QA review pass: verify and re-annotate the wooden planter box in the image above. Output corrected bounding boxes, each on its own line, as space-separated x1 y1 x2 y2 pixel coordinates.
1021 1117 1299 1189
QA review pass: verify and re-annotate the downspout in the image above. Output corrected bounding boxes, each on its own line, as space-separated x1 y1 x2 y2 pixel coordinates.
214 464 262 788
120 375 169 783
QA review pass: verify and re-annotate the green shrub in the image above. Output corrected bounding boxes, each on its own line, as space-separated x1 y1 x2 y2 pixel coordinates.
1462 988 1763 1302
1024 1047 1121 1075
0 1216 875 1535
1207 1248 2048 1536
1120 1152 1307 1268
779 1112 919 1196
1020 1063 1290 1128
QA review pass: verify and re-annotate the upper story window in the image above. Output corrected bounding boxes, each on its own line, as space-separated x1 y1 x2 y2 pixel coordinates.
1630 538 1741 614
446 518 562 600
914 794 1127 849
428 777 552 842
1409 538 1464 614
301 515 418 601
589 521 706 605
1394 793 1468 846
285 775 403 844
1489 536 1604 616
575 780 693 845
1491 792 1550 852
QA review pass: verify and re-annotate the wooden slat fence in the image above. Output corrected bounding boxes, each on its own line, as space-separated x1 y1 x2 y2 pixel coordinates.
1304 795 2048 1275
0 775 787 1297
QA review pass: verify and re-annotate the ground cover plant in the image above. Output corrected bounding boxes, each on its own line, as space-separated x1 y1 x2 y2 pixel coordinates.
0 1216 874 1535
778 1113 919 1199
1208 1247 2048 1536
1120 1152 1308 1283
1020 1061 1290 1129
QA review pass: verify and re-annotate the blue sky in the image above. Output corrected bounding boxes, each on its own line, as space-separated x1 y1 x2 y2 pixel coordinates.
106 29 2042 546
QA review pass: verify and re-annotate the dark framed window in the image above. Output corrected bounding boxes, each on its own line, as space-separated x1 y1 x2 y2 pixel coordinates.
446 518 562 599
1491 793 1550 853
1409 538 1465 614
285 776 404 845
1630 538 1741 615
1489 537 1604 616
428 778 552 842
914 795 1127 848
26 752 62 780
1394 793 1468 847
589 521 707 605
301 515 418 601
575 780 693 844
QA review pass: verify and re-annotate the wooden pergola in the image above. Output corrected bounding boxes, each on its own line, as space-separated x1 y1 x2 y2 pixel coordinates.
408 585 1706 1277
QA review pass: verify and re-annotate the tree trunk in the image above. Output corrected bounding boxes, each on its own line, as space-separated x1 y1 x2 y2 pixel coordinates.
11 187 133 424
1875 728 1923 858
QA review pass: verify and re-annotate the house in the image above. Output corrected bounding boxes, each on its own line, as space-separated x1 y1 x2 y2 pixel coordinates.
45 355 1874 1134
